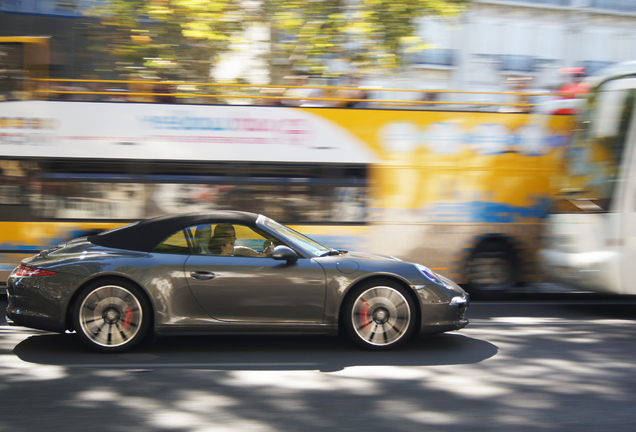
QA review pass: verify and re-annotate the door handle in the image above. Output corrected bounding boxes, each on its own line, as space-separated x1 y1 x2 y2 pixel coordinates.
190 271 215 280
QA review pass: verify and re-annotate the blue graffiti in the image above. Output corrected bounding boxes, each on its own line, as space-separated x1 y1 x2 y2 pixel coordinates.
424 198 553 223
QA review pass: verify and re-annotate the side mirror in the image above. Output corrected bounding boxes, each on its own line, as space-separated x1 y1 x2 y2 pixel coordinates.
272 245 299 262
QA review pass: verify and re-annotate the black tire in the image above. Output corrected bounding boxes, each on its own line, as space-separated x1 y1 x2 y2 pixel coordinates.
466 239 519 298
73 278 151 353
342 279 417 350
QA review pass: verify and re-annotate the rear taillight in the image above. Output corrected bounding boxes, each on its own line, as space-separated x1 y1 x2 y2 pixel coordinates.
15 264 57 277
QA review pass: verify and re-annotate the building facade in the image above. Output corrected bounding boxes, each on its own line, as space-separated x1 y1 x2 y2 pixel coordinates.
409 0 636 93
2 0 636 93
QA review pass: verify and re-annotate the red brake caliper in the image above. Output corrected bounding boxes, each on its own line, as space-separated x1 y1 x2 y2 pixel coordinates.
122 308 133 330
360 300 370 327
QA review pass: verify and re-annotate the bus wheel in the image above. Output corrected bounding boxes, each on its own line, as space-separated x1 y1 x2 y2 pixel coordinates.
466 239 519 298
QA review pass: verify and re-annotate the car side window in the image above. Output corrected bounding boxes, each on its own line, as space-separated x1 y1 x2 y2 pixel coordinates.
190 224 212 255
232 225 270 254
187 222 278 257
153 229 191 255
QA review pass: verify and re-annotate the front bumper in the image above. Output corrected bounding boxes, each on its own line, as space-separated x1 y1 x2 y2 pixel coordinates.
415 277 469 336
419 298 469 335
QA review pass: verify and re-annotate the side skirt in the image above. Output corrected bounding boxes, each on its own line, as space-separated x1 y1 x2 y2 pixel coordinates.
155 323 338 336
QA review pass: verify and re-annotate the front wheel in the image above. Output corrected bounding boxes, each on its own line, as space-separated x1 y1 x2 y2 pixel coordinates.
342 280 417 350
73 279 151 353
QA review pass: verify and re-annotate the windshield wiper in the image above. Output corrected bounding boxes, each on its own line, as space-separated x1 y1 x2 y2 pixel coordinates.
320 249 347 257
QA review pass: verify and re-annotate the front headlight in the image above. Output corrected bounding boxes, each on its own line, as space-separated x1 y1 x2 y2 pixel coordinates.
450 296 468 306
415 264 443 285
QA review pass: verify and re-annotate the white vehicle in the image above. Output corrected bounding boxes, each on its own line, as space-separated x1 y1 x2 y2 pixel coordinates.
540 61 636 294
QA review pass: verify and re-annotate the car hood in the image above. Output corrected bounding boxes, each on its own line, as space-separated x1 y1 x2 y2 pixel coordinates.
315 249 421 280
339 250 402 262
319 250 466 298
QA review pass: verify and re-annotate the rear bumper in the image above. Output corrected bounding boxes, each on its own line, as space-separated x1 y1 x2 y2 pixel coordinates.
5 274 69 333
5 306 65 333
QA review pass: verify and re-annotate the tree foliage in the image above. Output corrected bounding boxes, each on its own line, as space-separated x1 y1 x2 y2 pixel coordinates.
84 0 245 81
83 0 470 82
269 0 469 75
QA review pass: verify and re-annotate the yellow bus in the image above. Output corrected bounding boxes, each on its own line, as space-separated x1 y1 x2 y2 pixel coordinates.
0 37 576 297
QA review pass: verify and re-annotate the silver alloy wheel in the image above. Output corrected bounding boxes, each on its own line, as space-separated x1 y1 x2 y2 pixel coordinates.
78 285 143 348
351 286 412 347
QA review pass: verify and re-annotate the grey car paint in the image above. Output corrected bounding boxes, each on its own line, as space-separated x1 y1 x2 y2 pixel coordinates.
8 239 467 332
6 211 468 351
185 255 327 323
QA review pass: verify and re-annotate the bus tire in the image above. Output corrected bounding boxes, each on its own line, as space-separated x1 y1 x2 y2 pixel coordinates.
465 238 519 298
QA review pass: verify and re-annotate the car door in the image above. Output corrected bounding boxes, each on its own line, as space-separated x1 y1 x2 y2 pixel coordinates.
183 222 327 323
184 254 327 323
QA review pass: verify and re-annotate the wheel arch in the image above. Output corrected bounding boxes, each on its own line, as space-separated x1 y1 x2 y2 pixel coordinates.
65 274 155 333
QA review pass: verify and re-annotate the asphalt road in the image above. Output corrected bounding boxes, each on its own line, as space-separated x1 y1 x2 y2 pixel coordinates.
1 291 636 432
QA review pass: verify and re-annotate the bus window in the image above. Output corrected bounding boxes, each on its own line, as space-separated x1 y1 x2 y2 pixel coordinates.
0 159 367 224
0 43 25 101
0 37 50 101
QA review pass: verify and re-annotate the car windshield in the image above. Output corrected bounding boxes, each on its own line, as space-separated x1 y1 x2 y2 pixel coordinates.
261 217 331 257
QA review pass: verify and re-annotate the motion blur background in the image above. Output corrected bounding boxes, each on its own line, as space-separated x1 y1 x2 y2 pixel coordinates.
5 5 636 432
1 0 633 94
1 0 633 298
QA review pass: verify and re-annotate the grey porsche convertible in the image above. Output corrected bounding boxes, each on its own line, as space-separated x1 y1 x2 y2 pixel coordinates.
6 211 469 352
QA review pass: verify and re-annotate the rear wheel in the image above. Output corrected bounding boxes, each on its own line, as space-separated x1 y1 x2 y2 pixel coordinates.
73 279 150 353
343 279 416 350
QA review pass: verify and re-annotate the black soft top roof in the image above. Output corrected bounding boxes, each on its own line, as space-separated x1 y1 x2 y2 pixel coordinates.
88 211 261 252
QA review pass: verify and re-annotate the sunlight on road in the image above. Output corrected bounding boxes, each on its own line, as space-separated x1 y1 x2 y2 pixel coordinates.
2 309 636 431
0 353 66 381
222 370 379 395
72 387 277 432
0 328 67 381
376 401 457 425
463 323 635 401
